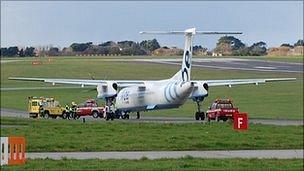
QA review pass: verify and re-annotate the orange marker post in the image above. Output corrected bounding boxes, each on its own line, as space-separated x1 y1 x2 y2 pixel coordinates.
8 137 26 165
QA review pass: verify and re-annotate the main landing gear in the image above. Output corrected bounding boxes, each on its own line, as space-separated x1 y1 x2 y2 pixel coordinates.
136 111 140 119
194 98 205 121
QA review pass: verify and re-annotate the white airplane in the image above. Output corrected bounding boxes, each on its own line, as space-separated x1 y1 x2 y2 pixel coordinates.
10 28 295 120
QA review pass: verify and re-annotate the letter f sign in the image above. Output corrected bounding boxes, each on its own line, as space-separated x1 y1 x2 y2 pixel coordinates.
238 118 243 129
234 113 248 130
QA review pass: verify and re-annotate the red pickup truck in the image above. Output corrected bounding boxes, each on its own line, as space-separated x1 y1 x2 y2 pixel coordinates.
74 99 104 118
206 99 239 122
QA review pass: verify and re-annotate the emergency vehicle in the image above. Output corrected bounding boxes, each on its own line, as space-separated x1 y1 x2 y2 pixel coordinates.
206 99 239 122
74 99 104 119
28 96 67 119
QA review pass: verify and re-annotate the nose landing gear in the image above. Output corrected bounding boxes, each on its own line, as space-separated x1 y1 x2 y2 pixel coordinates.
194 98 205 121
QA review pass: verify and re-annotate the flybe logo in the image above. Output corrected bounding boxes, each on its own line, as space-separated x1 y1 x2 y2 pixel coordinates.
182 50 191 81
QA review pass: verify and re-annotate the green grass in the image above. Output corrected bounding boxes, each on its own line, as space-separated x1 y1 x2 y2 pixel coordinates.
1 117 303 152
1 158 303 171
1 57 302 119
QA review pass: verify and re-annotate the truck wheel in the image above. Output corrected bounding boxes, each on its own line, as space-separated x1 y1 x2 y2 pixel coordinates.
223 117 228 122
216 116 220 122
105 113 110 121
126 114 129 119
195 112 200 120
62 112 67 119
92 111 99 118
44 112 50 119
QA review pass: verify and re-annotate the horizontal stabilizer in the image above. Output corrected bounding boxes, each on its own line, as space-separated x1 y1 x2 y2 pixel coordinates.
140 28 242 35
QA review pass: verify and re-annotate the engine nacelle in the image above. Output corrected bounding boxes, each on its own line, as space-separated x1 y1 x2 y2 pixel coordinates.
97 82 118 99
189 82 208 101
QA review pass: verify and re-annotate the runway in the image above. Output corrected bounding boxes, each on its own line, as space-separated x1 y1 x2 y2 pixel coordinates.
26 149 303 159
136 58 303 73
1 108 303 126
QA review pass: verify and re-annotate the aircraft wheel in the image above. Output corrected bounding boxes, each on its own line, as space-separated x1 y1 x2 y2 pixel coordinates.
110 113 114 121
200 112 205 120
44 112 50 119
92 111 99 118
62 112 68 119
195 112 200 120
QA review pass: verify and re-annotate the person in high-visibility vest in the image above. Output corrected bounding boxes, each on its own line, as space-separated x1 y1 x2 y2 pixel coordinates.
65 104 71 119
70 102 77 119
104 105 110 120
38 104 44 118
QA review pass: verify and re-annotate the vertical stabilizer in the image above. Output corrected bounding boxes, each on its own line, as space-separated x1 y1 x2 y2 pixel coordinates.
171 28 195 81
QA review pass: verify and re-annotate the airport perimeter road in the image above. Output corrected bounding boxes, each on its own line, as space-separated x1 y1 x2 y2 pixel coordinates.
0 108 26 118
27 150 303 160
1 108 303 126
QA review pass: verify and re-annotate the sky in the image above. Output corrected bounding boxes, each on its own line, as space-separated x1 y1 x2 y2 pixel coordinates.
1 1 303 49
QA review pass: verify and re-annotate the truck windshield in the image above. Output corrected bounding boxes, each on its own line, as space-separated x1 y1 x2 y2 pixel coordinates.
217 103 233 109
32 101 38 106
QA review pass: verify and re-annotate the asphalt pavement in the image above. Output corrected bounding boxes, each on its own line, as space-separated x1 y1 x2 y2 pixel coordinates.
27 149 303 159
1 108 303 126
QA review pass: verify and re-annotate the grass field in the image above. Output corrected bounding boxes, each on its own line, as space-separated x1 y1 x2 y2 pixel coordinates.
1 117 302 152
2 158 303 171
1 56 302 119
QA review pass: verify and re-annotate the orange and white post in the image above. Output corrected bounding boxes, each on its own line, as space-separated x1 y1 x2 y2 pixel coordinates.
1 136 26 166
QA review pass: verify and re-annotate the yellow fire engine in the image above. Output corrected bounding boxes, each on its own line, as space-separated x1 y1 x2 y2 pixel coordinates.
28 97 67 119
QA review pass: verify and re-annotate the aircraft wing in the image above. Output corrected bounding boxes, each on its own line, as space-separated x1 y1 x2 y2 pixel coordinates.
9 77 296 88
195 78 296 87
9 77 145 88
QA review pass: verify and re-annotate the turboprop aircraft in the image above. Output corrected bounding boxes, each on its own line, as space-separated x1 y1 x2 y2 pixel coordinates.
10 28 296 120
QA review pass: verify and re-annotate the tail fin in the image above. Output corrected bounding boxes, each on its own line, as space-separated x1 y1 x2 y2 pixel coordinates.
170 28 195 81
140 28 242 81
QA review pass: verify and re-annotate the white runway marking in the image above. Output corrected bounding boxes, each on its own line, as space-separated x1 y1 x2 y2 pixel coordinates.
0 60 23 63
255 66 276 69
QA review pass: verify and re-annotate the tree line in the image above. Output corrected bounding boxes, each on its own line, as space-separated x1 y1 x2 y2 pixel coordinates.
1 46 35 57
214 37 303 56
1 38 303 57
